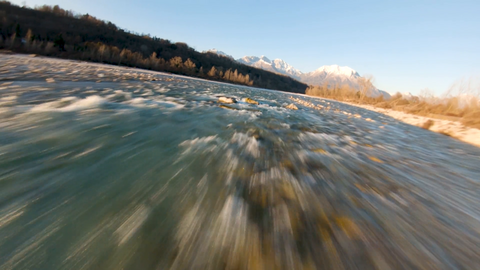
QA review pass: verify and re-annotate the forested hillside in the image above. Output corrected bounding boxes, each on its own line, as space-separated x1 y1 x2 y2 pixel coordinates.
0 1 308 93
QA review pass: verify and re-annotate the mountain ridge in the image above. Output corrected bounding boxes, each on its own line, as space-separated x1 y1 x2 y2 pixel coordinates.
206 49 391 99
237 56 303 79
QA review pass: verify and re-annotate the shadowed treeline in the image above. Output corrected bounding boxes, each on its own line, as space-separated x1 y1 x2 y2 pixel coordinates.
0 1 308 93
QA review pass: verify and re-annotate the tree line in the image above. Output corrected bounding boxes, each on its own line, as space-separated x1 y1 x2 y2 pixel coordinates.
0 1 308 93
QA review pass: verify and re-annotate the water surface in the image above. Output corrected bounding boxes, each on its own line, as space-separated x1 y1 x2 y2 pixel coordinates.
1 55 480 269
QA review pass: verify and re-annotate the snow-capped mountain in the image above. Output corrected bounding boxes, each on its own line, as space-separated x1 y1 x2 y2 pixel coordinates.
236 56 303 79
203 49 234 60
299 65 360 87
207 49 391 98
300 65 391 99
272 59 304 78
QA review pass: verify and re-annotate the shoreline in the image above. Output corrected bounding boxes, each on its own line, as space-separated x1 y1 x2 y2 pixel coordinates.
334 100 480 148
287 91 480 148
3 54 479 148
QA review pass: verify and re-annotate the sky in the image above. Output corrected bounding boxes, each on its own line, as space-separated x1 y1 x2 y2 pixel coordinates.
10 0 480 95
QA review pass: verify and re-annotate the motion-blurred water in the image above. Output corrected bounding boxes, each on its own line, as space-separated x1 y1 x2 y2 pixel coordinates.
1 55 480 269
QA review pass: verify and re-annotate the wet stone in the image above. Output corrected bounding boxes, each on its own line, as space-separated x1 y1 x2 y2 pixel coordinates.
218 96 237 103
286 103 298 110
244 97 259 105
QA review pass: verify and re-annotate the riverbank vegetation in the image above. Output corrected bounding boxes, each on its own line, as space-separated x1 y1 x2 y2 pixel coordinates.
0 1 308 93
306 78 480 129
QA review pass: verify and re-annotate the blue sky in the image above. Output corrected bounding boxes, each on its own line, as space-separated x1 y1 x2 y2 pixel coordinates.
10 0 480 95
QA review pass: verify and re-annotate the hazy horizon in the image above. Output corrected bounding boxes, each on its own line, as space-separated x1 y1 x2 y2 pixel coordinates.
9 0 480 95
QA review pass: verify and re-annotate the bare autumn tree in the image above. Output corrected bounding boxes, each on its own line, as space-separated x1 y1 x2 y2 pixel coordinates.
245 74 253 86
44 41 54 54
358 75 374 102
97 44 108 62
419 88 435 103
184 58 195 69
223 69 231 81
169 56 183 72
207 66 217 77
24 28 32 46
148 52 158 69
119 49 127 65
0 2 308 93
184 58 196 74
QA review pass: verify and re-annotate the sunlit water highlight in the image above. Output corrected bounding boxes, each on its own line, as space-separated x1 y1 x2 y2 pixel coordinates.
1 55 480 269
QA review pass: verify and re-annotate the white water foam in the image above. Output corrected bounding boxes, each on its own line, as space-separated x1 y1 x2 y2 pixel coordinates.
30 96 107 112
231 133 260 158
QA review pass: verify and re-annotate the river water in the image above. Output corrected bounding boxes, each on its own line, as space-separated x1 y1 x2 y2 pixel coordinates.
1 55 480 269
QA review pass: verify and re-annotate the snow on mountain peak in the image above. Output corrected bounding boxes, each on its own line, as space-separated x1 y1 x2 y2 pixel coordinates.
237 55 303 78
313 65 360 77
210 51 390 99
238 56 259 64
259 55 271 62
272 59 303 77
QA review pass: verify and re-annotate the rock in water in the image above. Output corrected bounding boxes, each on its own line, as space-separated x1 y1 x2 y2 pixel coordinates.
286 104 298 110
244 98 259 105
45 78 55 83
218 97 237 104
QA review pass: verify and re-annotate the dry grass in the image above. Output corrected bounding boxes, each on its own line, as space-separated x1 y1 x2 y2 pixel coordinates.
306 82 480 129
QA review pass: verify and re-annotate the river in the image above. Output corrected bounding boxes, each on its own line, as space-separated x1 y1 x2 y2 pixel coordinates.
1 55 480 269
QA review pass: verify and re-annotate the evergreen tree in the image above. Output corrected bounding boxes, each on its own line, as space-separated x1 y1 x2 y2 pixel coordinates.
53 34 65 51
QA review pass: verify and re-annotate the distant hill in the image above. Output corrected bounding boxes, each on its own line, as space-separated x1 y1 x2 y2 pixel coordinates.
0 2 308 93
